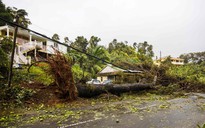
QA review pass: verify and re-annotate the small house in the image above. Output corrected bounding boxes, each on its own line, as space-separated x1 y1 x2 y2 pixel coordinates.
97 65 142 83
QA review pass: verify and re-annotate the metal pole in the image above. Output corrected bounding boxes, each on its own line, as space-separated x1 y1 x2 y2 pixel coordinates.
7 24 18 87
160 51 162 62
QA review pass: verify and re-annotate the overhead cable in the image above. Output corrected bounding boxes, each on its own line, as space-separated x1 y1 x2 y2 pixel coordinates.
0 17 128 70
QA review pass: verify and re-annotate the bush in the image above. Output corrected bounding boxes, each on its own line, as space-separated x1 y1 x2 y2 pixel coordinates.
0 84 35 105
28 64 54 85
13 64 54 86
155 84 181 95
0 37 12 80
155 62 205 92
72 64 91 84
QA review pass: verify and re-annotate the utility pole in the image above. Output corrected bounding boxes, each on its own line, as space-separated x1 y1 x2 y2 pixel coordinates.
8 17 19 87
160 51 162 62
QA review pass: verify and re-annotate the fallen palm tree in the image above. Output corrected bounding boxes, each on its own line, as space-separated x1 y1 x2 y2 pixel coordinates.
28 52 157 99
77 77 157 97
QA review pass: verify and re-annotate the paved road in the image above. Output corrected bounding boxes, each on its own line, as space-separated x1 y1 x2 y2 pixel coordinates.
61 94 205 128
15 93 205 128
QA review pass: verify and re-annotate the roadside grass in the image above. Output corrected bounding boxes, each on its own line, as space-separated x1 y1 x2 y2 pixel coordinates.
197 123 205 128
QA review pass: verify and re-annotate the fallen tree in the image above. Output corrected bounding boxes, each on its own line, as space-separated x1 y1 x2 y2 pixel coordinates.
77 82 155 98
28 51 157 99
28 51 78 100
47 52 78 100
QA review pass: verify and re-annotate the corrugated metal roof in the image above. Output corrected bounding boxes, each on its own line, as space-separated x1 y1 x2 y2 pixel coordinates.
98 65 143 75
98 65 125 74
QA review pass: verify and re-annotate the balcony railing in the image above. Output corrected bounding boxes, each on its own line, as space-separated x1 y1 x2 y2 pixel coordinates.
16 38 28 45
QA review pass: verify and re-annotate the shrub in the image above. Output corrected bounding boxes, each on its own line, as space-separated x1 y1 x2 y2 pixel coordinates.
28 64 54 85
13 64 54 86
0 84 35 105
156 84 181 95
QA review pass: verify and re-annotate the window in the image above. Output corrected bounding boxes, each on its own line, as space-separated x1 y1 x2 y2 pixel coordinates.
54 42 58 48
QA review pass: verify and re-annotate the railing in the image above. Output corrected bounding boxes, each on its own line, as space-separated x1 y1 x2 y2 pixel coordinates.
16 38 28 45
14 54 20 63
13 41 55 64
18 53 27 64
171 62 184 65
20 42 36 53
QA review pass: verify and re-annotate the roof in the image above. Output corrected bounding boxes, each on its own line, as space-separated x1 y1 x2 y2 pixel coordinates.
125 70 142 73
98 65 125 74
98 65 142 76
0 25 47 41
155 56 184 61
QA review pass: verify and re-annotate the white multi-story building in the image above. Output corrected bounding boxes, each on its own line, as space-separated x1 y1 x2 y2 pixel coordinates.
154 56 184 66
0 25 67 65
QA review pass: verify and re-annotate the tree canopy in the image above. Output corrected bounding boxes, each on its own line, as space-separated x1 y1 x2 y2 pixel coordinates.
180 51 205 64
0 37 12 78
0 0 13 26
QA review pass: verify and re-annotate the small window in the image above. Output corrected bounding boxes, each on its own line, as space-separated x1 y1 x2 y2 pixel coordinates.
43 41 47 45
54 42 58 48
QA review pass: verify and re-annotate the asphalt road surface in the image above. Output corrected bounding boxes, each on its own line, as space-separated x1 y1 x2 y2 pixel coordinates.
60 93 205 128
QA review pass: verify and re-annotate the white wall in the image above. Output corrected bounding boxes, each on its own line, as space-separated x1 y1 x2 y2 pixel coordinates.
47 40 67 54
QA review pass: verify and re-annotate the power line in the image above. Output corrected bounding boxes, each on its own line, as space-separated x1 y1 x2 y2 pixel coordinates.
0 17 128 71
30 23 54 36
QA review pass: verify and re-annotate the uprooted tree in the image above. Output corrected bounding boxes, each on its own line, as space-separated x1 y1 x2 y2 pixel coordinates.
28 51 78 100
47 52 78 100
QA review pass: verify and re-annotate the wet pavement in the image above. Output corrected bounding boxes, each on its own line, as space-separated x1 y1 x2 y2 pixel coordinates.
61 94 205 128
2 93 205 128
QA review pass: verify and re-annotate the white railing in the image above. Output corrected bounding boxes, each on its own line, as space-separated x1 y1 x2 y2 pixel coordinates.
14 54 20 64
16 38 28 45
14 53 31 65
18 53 28 64
20 42 36 53
14 41 57 65
171 62 184 65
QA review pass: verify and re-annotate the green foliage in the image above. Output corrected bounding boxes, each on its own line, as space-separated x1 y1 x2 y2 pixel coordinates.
108 39 141 67
69 36 110 82
0 0 13 26
180 51 205 64
52 33 60 41
0 37 12 79
197 123 205 128
0 84 35 105
71 36 88 52
155 84 181 95
167 63 205 84
72 64 91 83
134 41 154 58
68 37 155 84
156 61 205 92
52 33 60 48
30 65 54 85
0 36 13 53
7 7 31 28
87 46 110 78
0 48 8 78
13 64 53 86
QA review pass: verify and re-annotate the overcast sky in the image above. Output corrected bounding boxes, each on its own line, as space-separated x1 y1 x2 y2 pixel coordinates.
3 0 205 57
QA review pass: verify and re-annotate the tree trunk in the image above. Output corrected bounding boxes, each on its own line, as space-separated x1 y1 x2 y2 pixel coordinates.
77 83 154 97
